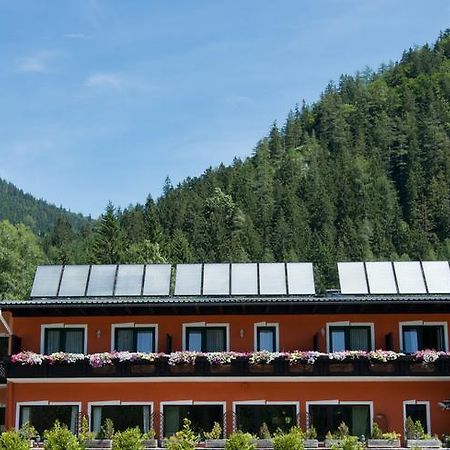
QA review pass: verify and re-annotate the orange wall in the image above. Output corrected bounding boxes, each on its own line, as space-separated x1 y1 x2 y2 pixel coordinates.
12 313 450 353
6 380 450 437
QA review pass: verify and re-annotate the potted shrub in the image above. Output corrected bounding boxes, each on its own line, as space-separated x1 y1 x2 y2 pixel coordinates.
325 422 350 448
112 427 144 450
252 422 272 448
367 422 401 448
331 435 364 450
304 426 318 448
205 422 226 448
86 418 114 448
273 426 304 450
18 421 38 448
225 431 256 450
142 428 157 448
405 417 442 448
43 420 81 450
164 418 198 450
0 430 30 450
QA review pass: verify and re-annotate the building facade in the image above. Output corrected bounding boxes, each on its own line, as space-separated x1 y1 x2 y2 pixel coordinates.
0 262 449 440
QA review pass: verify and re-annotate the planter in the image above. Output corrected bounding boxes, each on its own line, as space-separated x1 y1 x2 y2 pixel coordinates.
249 364 274 374
252 438 273 448
90 365 118 376
143 438 158 448
48 361 85 377
368 439 401 448
304 439 319 448
408 363 436 374
328 362 355 374
289 364 314 374
209 364 233 374
325 439 342 447
129 362 156 376
368 363 395 374
169 364 195 374
84 439 113 448
205 438 227 448
407 439 442 448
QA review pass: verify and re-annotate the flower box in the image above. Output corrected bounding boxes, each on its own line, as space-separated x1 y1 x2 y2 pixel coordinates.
169 364 195 374
368 363 395 374
205 438 226 448
406 439 442 448
367 439 401 447
143 438 158 448
129 362 156 376
209 364 233 374
288 363 314 374
90 364 118 376
84 439 113 448
408 363 436 373
252 438 273 448
249 364 274 374
304 439 319 447
328 362 355 374
47 361 85 377
325 438 342 447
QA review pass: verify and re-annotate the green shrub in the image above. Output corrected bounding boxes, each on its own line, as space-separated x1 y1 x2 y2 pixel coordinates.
0 430 30 450
331 435 363 450
78 415 95 448
204 422 222 440
405 417 431 440
43 421 81 450
371 423 383 439
224 431 255 450
18 421 38 440
112 427 143 450
259 422 271 439
165 418 198 450
98 418 115 439
305 426 317 440
143 428 156 440
273 427 304 450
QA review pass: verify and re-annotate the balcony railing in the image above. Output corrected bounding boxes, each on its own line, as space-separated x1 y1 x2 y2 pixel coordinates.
5 353 450 379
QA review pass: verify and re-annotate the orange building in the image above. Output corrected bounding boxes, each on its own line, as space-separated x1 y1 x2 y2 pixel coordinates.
0 261 449 441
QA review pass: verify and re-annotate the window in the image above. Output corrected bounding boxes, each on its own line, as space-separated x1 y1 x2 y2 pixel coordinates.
44 328 85 354
114 327 155 353
309 404 370 440
329 326 371 352
0 407 4 433
256 326 277 352
236 404 296 435
405 403 429 434
19 405 79 435
0 337 8 357
186 327 226 352
163 404 223 437
402 325 445 353
91 405 151 434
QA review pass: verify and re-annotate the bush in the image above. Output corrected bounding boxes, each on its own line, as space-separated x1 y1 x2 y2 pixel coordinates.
79 416 95 448
331 435 363 450
305 426 317 440
224 431 255 450
405 417 430 440
98 418 115 439
0 430 30 450
165 418 198 450
204 422 222 440
112 427 143 450
273 427 304 450
43 421 81 450
259 422 271 439
18 421 38 440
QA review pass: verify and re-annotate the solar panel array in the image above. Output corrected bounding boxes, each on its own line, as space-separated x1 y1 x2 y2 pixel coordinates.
338 261 450 295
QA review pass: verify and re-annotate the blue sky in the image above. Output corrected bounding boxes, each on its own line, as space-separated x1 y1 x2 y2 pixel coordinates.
0 1 449 218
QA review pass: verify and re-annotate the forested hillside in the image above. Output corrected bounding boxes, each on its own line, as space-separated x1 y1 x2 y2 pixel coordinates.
0 177 90 234
2 31 450 298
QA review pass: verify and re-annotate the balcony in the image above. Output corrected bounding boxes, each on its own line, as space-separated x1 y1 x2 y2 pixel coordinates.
5 351 450 379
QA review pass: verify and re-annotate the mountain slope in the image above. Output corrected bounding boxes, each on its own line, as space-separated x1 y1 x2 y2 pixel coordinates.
0 177 90 235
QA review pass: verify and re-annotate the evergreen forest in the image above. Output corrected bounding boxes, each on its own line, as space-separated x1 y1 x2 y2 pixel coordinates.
1 31 450 298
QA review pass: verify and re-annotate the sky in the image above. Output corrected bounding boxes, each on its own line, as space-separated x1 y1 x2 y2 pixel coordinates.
0 1 449 218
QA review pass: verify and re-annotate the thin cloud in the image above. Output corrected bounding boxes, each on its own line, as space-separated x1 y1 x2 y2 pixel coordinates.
85 73 123 88
64 33 90 40
16 51 57 73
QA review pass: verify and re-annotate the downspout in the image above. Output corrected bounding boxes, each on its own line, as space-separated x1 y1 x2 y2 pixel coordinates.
0 310 12 336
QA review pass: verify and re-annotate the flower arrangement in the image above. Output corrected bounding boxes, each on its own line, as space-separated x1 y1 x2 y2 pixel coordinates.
11 351 45 365
413 349 447 364
368 350 402 362
249 350 282 365
168 351 199 366
46 352 86 364
206 352 240 365
288 351 323 365
328 350 366 361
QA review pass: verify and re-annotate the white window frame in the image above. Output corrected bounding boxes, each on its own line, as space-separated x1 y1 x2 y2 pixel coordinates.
232 400 300 432
305 400 373 434
182 322 230 351
111 323 159 352
160 401 226 437
88 401 154 433
254 322 279 352
40 324 88 354
399 321 448 352
403 400 431 435
15 401 81 431
326 321 375 352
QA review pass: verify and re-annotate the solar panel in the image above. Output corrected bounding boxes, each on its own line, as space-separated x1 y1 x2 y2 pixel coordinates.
86 265 117 296
231 263 258 295
337 262 368 294
143 264 171 296
259 263 286 295
365 261 397 294
58 265 90 297
30 265 63 297
174 264 202 295
115 265 144 296
287 263 315 294
393 261 427 294
203 264 230 295
421 261 450 294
